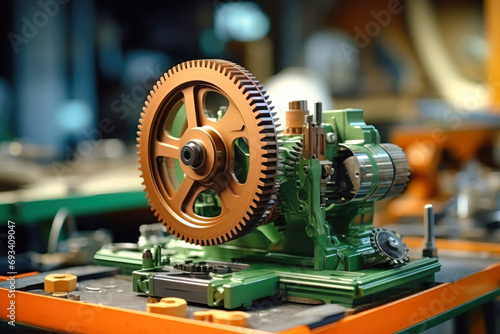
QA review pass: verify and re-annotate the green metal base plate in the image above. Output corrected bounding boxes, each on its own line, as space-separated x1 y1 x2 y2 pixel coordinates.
130 257 440 309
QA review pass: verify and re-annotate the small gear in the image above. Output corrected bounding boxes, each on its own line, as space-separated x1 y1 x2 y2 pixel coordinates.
370 228 410 266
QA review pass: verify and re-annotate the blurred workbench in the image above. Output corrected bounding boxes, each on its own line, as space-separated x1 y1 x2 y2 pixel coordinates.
0 154 148 225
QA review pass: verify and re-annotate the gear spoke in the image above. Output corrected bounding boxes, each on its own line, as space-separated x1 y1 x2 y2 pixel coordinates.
182 85 204 128
182 184 206 217
154 137 180 159
170 177 197 207
212 173 239 213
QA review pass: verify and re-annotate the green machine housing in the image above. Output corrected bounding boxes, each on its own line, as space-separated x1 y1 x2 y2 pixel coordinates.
96 102 440 308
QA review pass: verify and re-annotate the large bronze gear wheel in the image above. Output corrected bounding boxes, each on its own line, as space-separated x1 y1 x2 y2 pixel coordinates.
137 60 279 246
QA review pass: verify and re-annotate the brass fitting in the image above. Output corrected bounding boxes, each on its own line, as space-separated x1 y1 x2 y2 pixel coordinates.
44 273 77 293
283 100 308 135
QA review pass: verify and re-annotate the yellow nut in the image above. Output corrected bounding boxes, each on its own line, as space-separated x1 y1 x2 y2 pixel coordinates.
146 297 187 317
193 310 249 327
44 274 77 293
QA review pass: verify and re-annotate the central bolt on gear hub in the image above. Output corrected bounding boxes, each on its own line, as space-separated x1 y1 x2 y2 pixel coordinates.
137 60 279 246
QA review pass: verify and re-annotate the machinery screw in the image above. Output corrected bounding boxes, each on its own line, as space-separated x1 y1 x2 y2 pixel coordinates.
180 141 205 169
388 237 399 249
303 165 309 173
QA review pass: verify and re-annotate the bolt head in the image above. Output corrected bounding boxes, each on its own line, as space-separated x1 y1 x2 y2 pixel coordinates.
180 141 204 168
388 236 399 249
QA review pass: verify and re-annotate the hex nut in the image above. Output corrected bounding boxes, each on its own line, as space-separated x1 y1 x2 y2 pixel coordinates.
44 274 77 293
146 297 187 317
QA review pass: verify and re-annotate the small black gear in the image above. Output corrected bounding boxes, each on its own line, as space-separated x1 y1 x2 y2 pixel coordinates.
370 228 410 266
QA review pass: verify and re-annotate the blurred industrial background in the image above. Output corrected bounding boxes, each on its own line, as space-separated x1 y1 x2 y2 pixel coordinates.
1 1 500 333
0 0 499 272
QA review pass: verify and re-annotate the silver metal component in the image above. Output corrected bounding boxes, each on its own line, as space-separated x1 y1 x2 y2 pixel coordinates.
379 143 410 199
289 100 307 110
388 237 399 249
423 204 438 258
326 132 336 144
67 292 80 301
304 115 313 124
314 102 323 125
335 144 394 202
180 140 205 169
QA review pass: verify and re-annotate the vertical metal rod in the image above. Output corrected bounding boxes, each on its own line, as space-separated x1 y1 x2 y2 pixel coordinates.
154 245 162 267
423 204 437 257
314 102 323 125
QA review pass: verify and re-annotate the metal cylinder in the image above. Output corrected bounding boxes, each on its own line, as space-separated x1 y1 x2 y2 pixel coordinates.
423 204 436 250
379 143 410 199
289 100 307 110
332 144 394 203
314 102 323 125
284 100 309 133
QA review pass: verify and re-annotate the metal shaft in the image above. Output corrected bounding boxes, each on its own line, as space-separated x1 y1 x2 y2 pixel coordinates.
314 102 323 125
423 204 437 257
